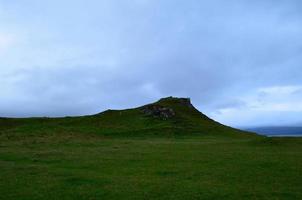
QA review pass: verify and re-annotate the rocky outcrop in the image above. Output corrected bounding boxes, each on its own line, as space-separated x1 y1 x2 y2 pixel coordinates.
177 98 194 108
158 97 194 108
141 105 175 120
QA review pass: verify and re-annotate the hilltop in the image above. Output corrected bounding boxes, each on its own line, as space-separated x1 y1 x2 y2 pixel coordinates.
0 96 256 138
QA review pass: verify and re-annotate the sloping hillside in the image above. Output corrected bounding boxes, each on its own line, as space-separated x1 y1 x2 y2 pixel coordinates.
0 97 256 138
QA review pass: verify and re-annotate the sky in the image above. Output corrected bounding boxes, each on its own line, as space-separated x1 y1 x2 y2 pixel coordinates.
0 0 302 127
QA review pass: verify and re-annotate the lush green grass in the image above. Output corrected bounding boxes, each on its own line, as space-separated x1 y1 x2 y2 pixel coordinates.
0 97 302 199
1 134 302 200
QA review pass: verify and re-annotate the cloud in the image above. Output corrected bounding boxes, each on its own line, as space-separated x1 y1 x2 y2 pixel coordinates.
0 33 14 53
258 86 302 95
211 85 302 127
0 0 301 126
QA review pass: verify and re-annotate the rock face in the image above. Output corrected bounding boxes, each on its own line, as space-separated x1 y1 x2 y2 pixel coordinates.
141 105 175 120
158 97 194 108
177 98 194 108
140 97 196 120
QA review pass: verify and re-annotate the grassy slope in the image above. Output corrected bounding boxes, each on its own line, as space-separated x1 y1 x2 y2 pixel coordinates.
0 97 302 199
0 97 255 138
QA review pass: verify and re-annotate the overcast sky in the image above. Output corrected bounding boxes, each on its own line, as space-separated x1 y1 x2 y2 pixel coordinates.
1 0 302 127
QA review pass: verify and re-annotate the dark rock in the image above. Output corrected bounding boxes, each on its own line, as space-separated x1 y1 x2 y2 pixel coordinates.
178 98 194 108
141 105 175 120
158 97 194 109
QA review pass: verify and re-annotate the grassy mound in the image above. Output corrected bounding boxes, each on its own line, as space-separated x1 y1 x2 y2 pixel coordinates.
0 97 257 138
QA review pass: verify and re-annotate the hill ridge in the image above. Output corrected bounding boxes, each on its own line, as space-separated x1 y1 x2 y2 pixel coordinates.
0 97 258 138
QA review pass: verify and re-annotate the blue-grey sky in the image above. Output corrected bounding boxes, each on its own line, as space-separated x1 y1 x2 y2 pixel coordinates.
1 0 302 127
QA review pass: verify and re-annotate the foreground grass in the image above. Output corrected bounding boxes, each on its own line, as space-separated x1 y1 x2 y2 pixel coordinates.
1 132 302 200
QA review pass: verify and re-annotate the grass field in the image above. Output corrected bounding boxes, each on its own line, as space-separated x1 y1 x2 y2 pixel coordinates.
1 97 302 199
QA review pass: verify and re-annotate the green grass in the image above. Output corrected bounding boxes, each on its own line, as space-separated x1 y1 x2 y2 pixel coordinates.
0 97 302 199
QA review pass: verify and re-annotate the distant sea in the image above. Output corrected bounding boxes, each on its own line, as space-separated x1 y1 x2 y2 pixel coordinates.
241 127 302 137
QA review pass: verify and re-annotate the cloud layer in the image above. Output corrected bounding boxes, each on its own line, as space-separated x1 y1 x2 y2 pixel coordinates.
0 0 302 126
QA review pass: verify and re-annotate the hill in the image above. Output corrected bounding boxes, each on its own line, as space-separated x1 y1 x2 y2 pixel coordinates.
0 97 256 138
1 97 302 200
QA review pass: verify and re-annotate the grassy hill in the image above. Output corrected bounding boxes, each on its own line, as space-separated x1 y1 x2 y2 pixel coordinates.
0 97 255 138
0 97 302 199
